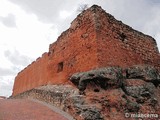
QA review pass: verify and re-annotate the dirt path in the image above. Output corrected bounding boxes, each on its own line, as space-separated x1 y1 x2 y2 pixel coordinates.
0 99 73 120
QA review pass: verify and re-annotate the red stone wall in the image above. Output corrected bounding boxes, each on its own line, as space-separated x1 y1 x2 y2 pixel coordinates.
12 5 160 96
13 53 49 95
94 6 160 69
47 8 100 83
12 8 99 96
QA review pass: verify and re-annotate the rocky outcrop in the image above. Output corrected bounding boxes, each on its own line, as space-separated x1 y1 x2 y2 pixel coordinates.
70 65 160 119
70 67 123 94
12 65 160 120
126 65 160 85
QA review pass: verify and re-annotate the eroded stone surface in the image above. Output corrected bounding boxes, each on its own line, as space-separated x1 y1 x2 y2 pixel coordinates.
70 67 123 93
12 65 160 120
126 65 160 83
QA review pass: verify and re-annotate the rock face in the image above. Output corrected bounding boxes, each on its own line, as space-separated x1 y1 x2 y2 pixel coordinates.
13 65 160 120
12 5 160 96
70 67 123 93
70 65 160 119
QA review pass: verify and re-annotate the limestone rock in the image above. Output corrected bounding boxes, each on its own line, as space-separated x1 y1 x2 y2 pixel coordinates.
70 67 123 93
69 65 160 119
126 65 160 83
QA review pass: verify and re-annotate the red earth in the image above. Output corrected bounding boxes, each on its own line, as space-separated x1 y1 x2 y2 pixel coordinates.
0 99 72 120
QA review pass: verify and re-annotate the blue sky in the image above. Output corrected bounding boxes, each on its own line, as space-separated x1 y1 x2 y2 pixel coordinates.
0 0 160 97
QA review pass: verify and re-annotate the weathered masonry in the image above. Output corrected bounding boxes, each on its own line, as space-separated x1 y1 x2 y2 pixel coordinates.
12 5 160 96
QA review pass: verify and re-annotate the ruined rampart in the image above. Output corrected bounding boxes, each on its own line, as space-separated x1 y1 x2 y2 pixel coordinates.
12 5 160 96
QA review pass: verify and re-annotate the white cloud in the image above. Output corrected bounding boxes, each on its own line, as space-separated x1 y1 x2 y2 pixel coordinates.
0 76 14 97
4 49 32 66
59 10 72 19
0 13 17 27
0 67 15 76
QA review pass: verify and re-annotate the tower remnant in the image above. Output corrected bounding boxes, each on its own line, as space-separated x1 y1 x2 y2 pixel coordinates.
12 5 160 96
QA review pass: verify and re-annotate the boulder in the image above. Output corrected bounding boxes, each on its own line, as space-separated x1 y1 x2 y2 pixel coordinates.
70 67 123 92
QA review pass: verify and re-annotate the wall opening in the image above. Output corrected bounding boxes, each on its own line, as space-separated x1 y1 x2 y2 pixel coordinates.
94 89 100 92
119 32 127 42
57 62 64 72
52 49 54 54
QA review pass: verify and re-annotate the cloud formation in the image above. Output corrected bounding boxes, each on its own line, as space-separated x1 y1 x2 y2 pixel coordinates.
4 49 32 66
0 13 17 27
0 76 14 97
8 0 160 42
0 48 33 96
9 0 77 22
0 67 15 76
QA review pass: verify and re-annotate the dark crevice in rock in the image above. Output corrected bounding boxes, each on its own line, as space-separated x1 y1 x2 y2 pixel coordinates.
126 100 140 112
121 81 129 96
94 89 100 92
151 80 160 87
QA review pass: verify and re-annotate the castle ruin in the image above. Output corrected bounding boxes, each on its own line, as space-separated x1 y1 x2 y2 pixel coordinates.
12 5 160 96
